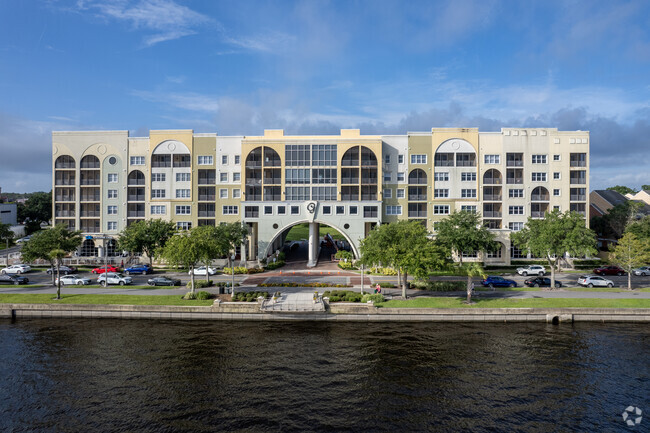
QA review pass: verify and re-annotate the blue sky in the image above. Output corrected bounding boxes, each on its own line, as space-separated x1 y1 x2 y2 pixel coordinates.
0 0 649 192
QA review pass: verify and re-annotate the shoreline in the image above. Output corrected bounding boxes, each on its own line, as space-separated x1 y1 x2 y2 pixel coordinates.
2 302 649 323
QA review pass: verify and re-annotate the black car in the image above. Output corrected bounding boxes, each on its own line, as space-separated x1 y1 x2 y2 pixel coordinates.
46 265 77 275
147 276 182 286
524 277 562 288
0 274 30 285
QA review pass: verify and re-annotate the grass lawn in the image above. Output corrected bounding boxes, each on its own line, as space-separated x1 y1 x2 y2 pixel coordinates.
378 297 650 309
0 293 213 306
284 223 345 241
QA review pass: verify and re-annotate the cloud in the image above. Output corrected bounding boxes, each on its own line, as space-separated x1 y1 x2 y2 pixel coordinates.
76 0 211 47
130 90 220 112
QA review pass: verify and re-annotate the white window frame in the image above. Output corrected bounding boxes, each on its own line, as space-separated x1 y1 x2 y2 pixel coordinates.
176 222 192 230
484 155 500 164
383 172 392 182
461 189 477 198
434 172 449 182
509 222 524 231
220 189 228 199
176 172 191 182
222 155 228 165
130 156 145 165
398 154 404 164
509 205 524 215
233 172 241 182
532 154 547 164
383 188 392 199
433 205 450 215
397 172 405 182
107 189 118 199
553 189 561 196
175 189 191 198
411 154 427 164
220 173 228 183
385 205 402 215
198 155 213 165
509 189 524 198
222 205 239 215
233 189 241 199
107 221 117 230
151 173 165 182
396 189 405 199
532 172 547 182
107 173 118 183
460 172 476 182
107 205 117 215
151 189 166 199
151 205 166 215
175 205 191 215
234 155 240 165
434 189 449 198
384 155 391 164
553 172 561 180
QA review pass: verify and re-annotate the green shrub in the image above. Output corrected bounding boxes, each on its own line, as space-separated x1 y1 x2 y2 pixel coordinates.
278 252 286 261
182 291 196 300
329 296 341 302
335 250 354 261
196 291 212 300
337 261 357 270
361 294 385 303
187 279 214 289
265 260 285 270
410 280 465 291
247 267 264 274
232 291 269 302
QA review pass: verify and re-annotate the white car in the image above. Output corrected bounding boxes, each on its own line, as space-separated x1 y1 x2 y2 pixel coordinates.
97 272 133 286
15 236 31 244
55 274 92 285
189 266 217 276
516 265 546 276
633 266 650 276
577 275 614 288
1 264 32 274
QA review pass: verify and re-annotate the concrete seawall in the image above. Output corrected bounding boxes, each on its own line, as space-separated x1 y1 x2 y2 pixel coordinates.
1 302 649 323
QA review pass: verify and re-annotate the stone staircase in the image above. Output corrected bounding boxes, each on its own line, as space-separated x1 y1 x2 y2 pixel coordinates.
261 292 326 312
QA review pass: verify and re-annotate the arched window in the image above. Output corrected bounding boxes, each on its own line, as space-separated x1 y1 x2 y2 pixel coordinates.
360 146 377 166
55 155 75 169
79 239 97 257
408 169 427 184
80 155 100 168
128 170 145 185
483 169 502 185
531 186 550 201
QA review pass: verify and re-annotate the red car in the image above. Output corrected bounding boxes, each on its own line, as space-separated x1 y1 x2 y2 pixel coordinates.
593 266 626 276
91 265 120 274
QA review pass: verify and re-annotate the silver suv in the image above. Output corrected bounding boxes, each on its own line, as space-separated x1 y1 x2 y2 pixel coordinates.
97 272 133 286
516 265 546 276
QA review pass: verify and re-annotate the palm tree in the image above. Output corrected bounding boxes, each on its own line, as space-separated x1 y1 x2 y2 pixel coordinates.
48 248 66 300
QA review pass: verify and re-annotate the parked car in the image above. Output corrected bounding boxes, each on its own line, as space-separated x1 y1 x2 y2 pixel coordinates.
1 264 32 274
481 275 517 288
0 274 29 285
97 272 132 286
516 265 546 276
55 274 92 285
47 265 77 275
524 277 562 288
124 263 151 275
577 275 614 288
91 265 120 274
593 265 626 276
15 236 31 244
633 266 650 276
189 266 217 276
147 276 182 286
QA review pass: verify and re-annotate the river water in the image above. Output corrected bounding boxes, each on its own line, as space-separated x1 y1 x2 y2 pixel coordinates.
0 319 647 432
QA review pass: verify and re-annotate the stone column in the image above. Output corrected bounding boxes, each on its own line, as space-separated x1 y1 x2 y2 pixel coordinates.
307 222 319 267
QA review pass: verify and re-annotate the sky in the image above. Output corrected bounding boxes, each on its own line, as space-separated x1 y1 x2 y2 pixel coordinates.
0 0 649 193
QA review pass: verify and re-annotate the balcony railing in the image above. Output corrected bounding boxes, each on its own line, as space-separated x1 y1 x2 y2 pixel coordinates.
246 179 262 185
506 178 523 184
128 211 145 218
570 194 586 201
199 194 216 201
408 211 427 218
531 211 545 218
570 178 586 184
531 194 550 201
80 211 101 217
483 194 502 201
55 195 75 202
506 160 523 167
55 211 75 217
128 195 145 202
198 211 216 217
483 177 502 185
341 178 359 184
570 161 587 167
80 195 100 202
341 194 358 201
434 161 454 167
263 178 282 185
361 194 377 200
264 194 282 201
361 178 378 185
482 211 502 218
408 194 427 201
55 179 75 186
246 162 262 169
246 195 262 201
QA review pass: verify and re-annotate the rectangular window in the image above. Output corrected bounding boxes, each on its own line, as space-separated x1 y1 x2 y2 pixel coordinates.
234 155 240 164
461 189 477 198
532 172 547 182
311 144 337 166
384 155 391 164
107 189 118 199
385 205 402 215
107 221 117 230
383 188 392 199
176 173 191 182
383 172 392 182
290 206 300 215
396 188 405 199
349 205 358 215
322 205 332 215
509 189 524 198
175 205 191 215
411 154 427 164
106 206 117 215
198 156 213 165
151 189 166 199
336 205 345 215
311 186 337 201
553 172 561 180
233 172 240 182
107 173 118 183
484 155 500 164
286 187 310 201
398 154 404 164
461 172 476 182
461 205 477 213
277 206 286 215
434 205 450 215
264 206 273 215
222 155 228 164
553 189 561 196
509 222 524 231
130 156 145 165
553 154 561 161
532 154 547 164
151 173 165 182
222 206 238 215
434 172 449 181
285 168 310 184
509 206 524 215
220 173 228 182
434 189 449 198
397 172 405 182
286 145 311 166
175 189 191 198
220 189 228 199
554 205 561 211
177 222 192 230
151 205 166 215
233 189 241 199
312 168 337 184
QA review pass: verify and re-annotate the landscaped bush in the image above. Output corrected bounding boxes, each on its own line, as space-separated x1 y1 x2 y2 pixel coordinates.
322 290 364 302
368 267 398 275
187 280 214 289
259 282 351 288
265 260 285 270
222 266 264 274
410 280 466 291
337 261 357 270
334 250 353 261
195 291 212 300
277 252 286 261
378 282 396 288
231 291 268 302
182 291 196 300
247 267 264 274
361 294 385 303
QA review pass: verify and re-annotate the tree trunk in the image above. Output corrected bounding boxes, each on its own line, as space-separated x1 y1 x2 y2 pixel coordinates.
50 260 56 287
628 270 632 290
546 255 556 289
56 260 61 300
397 268 401 297
206 260 210 284
466 274 472 304
401 269 407 299
190 265 195 293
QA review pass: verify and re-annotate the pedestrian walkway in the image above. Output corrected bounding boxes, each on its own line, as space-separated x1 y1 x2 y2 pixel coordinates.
260 292 326 312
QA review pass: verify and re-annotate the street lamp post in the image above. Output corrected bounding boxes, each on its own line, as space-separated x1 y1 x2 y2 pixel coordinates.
92 234 111 286
360 264 364 295
231 254 236 297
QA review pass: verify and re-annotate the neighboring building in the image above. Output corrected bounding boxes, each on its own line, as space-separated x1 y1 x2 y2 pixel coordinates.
52 127 590 265
589 189 629 219
625 189 650 205
0 203 17 225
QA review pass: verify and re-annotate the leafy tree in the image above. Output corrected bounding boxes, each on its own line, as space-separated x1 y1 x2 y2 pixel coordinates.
457 262 487 303
360 220 448 298
642 185 650 192
17 191 52 234
191 225 222 284
606 201 644 238
609 232 650 290
161 230 204 293
434 211 497 302
626 215 650 240
218 222 250 296
511 210 597 289
20 225 82 299
0 223 13 249
607 185 637 196
117 219 176 267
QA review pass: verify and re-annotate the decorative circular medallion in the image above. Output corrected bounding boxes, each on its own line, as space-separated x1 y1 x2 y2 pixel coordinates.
452 141 460 150
167 142 176 152
273 223 279 229
307 203 316 214
98 145 107 155
108 156 117 165
344 223 350 230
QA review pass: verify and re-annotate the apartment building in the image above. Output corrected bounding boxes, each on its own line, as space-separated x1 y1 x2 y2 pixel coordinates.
52 127 589 265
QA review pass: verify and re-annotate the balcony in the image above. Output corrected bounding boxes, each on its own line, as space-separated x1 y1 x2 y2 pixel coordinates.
506 178 523 184
570 194 586 201
506 160 523 167
408 210 427 218
483 177 502 185
483 220 502 229
199 194 216 201
408 194 427 201
361 194 378 200
570 178 586 185
246 179 262 186
80 211 101 217
198 210 216 217
341 194 358 201
246 162 262 169
55 211 75 217
363 207 378 218
482 211 502 218
341 177 359 184
483 194 502 201
531 211 546 218
361 178 378 185
263 177 282 185
128 211 145 218
128 194 145 202
246 195 262 201
80 195 100 202
531 194 550 201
